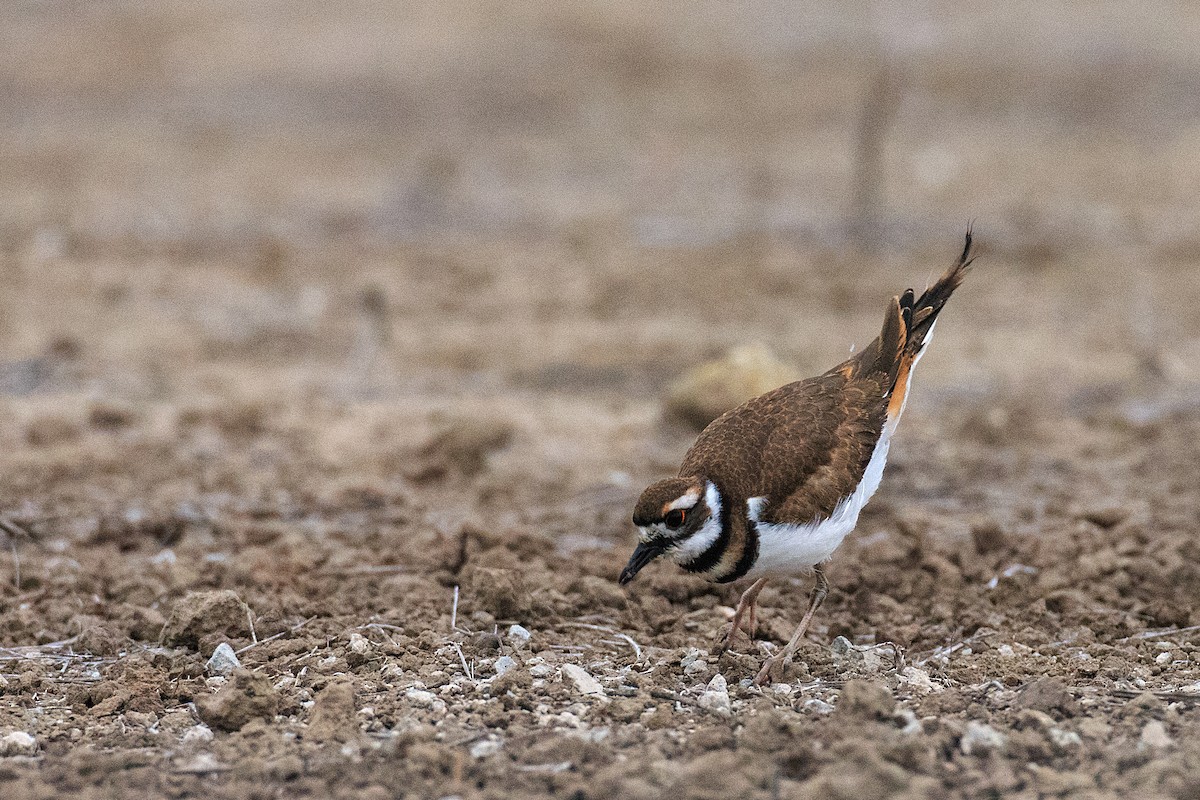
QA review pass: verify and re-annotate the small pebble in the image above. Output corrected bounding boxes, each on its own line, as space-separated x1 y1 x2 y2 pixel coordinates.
1049 728 1082 748
1140 720 1173 751
406 689 439 708
469 739 503 759
206 643 241 677
182 725 214 745
493 656 517 677
961 721 1008 755
561 664 605 697
506 625 531 647
803 698 835 715
348 633 370 655
698 674 731 716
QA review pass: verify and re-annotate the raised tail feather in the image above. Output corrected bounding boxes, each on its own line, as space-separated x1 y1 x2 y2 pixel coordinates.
838 229 974 403
880 229 973 422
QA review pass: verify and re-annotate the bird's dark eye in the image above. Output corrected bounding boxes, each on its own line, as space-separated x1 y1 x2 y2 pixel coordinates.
664 509 686 529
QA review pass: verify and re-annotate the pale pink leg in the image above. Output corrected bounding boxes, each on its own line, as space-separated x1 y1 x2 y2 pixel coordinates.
754 565 829 685
716 577 768 654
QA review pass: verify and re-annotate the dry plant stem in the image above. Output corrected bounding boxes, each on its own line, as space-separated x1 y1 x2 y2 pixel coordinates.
754 565 829 686
235 616 315 655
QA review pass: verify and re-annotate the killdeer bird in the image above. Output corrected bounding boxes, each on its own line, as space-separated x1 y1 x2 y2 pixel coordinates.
619 232 973 685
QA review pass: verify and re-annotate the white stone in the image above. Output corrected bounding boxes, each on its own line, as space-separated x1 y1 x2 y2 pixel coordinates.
996 644 1016 658
698 674 731 716
961 721 1008 755
683 659 709 676
898 666 942 694
469 739 503 759
803 698 835 715
349 633 370 655
205 642 241 677
895 708 923 735
1049 728 1082 748
561 664 605 697
1155 651 1172 665
0 731 37 756
507 625 531 647
529 664 554 679
406 689 439 708
1139 720 1173 751
493 656 517 677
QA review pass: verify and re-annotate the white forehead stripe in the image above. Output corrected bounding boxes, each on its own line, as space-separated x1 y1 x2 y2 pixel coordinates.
665 488 701 512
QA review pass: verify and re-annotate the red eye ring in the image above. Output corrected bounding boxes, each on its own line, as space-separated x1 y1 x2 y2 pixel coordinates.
665 509 686 529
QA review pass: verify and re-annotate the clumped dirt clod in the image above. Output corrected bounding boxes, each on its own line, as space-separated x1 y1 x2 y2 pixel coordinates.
195 670 282 732
305 680 359 743
161 590 253 652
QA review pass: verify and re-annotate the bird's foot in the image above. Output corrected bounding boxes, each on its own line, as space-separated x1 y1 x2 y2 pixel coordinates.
753 652 792 686
715 605 758 655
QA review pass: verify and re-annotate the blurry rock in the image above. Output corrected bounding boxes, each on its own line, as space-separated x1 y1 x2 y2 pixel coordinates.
1016 677 1080 718
666 344 801 430
206 643 241 677
0 731 38 756
1139 720 1173 751
162 590 252 651
306 680 358 743
468 567 529 619
970 518 1008 554
194 669 280 732
24 415 81 447
1078 506 1130 529
838 679 895 720
561 664 605 698
182 725 214 745
413 415 515 480
960 721 1008 755
88 400 139 430
493 656 517 677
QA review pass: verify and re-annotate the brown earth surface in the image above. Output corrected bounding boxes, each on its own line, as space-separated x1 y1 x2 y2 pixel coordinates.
2 2 1200 799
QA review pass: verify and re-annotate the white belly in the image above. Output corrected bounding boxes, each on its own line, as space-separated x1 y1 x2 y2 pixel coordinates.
746 426 891 578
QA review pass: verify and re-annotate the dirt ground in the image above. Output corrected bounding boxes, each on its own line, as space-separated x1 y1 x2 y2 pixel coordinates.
2 2 1200 798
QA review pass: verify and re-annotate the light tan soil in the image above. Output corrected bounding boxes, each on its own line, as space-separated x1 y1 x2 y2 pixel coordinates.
1 3 1200 798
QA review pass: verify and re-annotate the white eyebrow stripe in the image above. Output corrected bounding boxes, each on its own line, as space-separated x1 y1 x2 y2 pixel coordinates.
666 489 701 511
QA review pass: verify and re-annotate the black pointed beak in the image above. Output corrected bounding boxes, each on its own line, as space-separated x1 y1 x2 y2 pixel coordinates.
619 541 667 586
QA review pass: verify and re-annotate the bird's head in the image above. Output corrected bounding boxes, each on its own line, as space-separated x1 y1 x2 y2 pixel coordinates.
619 476 715 585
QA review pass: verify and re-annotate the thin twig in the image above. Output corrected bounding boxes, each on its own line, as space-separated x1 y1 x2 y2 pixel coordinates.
450 585 459 632
246 609 258 645
452 641 473 680
235 616 315 655
604 634 643 663
1118 624 1200 642
7 539 17 590
0 517 30 590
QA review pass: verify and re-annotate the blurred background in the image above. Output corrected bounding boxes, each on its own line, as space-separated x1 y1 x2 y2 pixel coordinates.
2 5 1200 794
0 0 1199 522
